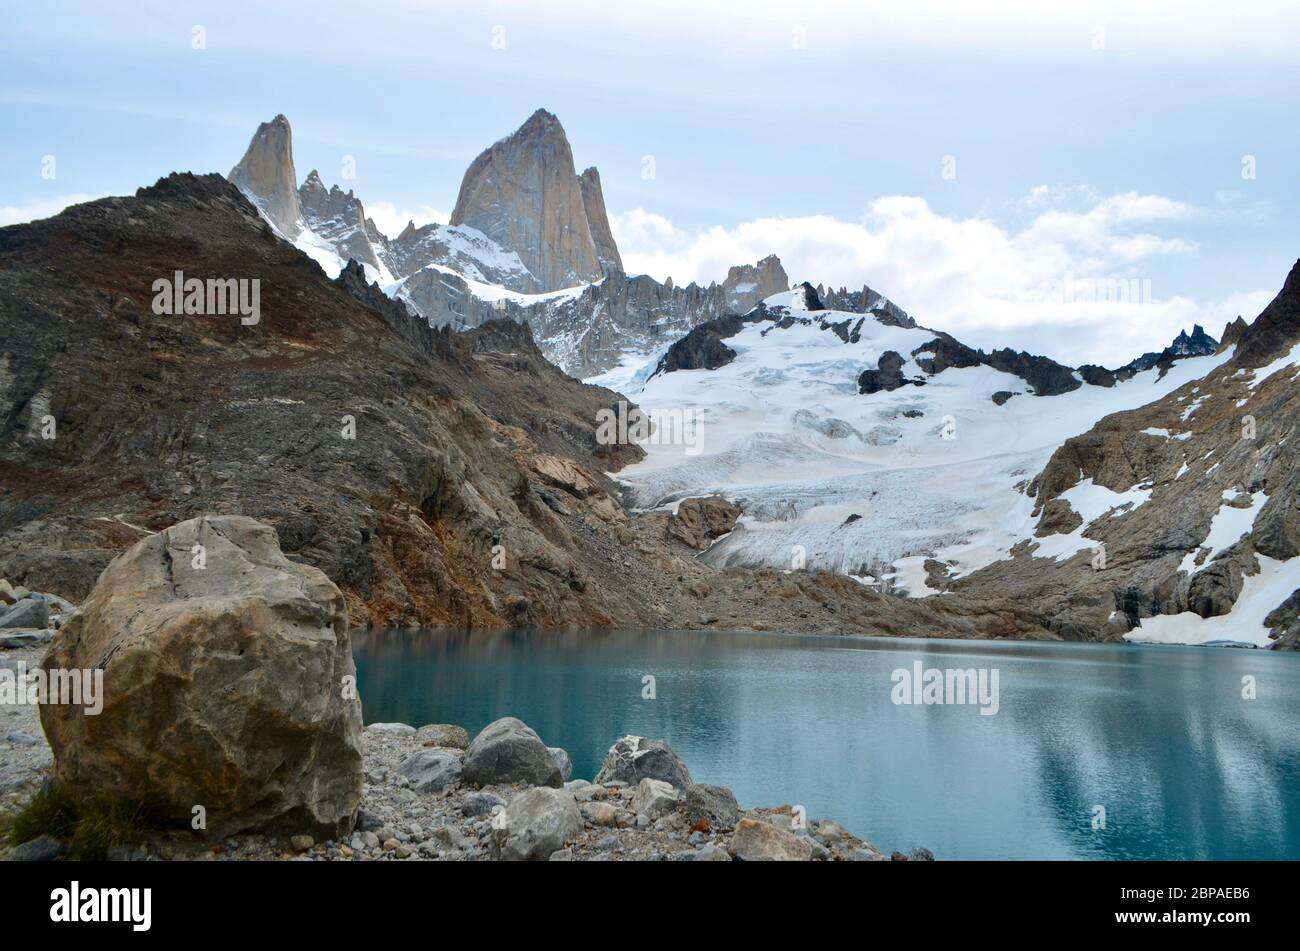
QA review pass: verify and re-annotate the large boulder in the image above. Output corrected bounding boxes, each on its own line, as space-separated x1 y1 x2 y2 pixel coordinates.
493 787 582 861
594 735 692 789
729 818 814 861
462 717 564 788
667 496 742 550
39 516 363 840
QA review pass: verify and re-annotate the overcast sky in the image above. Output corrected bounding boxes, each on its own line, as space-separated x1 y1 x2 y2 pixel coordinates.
2 0 1297 366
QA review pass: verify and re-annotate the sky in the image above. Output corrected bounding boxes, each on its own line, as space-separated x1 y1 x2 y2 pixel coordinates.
1 0 1297 366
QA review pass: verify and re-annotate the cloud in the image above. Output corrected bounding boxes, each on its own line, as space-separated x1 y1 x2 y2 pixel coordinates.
364 201 449 238
611 189 1265 367
0 194 102 227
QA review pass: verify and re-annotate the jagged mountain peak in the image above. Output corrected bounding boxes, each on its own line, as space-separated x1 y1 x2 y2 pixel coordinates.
228 114 300 238
449 108 613 292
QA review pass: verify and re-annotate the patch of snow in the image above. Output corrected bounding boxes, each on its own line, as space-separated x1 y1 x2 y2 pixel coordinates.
1127 555 1300 647
1178 490 1269 574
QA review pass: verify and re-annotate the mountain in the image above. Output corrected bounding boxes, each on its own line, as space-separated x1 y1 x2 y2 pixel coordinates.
449 108 604 292
950 261 1300 648
228 114 301 238
610 276 1300 647
0 174 1059 641
223 111 792 375
579 166 623 274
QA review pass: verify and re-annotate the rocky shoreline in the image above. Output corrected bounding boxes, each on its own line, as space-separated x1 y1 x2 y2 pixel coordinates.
1 562 927 863
1 653 921 861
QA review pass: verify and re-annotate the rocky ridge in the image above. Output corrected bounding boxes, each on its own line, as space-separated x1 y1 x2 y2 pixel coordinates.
0 173 1063 640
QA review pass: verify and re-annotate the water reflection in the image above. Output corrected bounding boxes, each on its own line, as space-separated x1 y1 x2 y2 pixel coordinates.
352 628 1300 859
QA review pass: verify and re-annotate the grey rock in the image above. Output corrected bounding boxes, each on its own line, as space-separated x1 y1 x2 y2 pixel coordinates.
910 846 935 861
5 730 40 746
631 777 678 819
0 629 53 649
26 592 75 614
461 792 506 817
691 844 732 861
594 735 692 790
462 717 563 788
8 834 67 862
679 783 740 832
396 748 463 793
0 599 48 630
228 114 301 238
365 722 416 736
493 787 582 861
547 746 573 783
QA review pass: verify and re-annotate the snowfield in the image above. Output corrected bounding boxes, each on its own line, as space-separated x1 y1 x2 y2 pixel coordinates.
596 290 1235 595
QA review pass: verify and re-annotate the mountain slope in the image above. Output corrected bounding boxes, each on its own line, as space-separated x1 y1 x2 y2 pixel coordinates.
606 278 1299 647
0 175 1065 642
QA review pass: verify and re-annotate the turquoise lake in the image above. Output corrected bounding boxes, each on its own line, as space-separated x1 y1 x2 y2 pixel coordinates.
352 628 1300 860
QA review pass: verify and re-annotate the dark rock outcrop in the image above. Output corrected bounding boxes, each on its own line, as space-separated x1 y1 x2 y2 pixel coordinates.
654 314 749 375
858 351 925 394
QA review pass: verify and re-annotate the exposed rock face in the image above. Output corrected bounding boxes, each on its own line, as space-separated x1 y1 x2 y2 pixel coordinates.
0 175 1108 642
667 495 742 550
722 254 788 314
228 114 301 238
400 264 777 377
654 314 748 375
594 735 693 789
820 284 916 327
858 350 924 394
449 109 604 292
39 515 363 840
1219 316 1250 352
946 261 1300 646
462 717 564 788
579 167 622 274
297 170 389 278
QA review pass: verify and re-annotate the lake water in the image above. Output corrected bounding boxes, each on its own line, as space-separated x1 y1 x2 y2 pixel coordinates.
352 628 1300 860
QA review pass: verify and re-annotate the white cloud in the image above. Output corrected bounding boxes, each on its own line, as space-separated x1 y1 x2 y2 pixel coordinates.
611 189 1265 367
364 200 449 238
0 194 102 227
